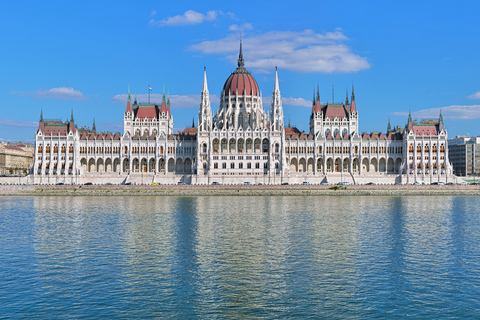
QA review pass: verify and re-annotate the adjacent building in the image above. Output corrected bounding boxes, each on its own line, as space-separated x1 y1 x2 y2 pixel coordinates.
0 142 34 175
448 136 480 176
32 44 454 185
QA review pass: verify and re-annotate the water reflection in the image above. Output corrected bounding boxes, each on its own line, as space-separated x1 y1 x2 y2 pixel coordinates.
0 195 479 318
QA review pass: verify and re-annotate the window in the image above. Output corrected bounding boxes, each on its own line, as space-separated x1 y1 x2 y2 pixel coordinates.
230 163 235 169
247 163 251 169
255 163 260 169
239 163 243 169
214 163 218 169
222 163 226 169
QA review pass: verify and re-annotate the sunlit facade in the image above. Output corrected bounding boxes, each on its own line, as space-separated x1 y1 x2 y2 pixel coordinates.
32 45 453 185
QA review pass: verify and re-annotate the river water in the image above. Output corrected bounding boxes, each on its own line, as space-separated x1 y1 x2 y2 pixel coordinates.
1 195 479 319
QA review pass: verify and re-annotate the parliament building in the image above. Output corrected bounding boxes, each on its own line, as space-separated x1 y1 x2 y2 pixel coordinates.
33 44 453 185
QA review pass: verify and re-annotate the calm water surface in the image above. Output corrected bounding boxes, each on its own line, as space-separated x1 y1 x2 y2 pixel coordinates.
1 196 479 319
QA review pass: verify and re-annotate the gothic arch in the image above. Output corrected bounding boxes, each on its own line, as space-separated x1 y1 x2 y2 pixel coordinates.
317 158 324 173
290 157 298 172
113 158 120 173
362 158 369 172
149 158 156 172
184 158 192 173
176 158 183 173
299 158 306 172
379 158 386 172
105 158 112 172
307 158 314 173
387 158 395 173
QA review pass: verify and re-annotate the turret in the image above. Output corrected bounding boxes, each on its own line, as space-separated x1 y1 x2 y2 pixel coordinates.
270 67 283 132
198 66 212 132
439 109 445 132
350 84 356 113
126 85 133 114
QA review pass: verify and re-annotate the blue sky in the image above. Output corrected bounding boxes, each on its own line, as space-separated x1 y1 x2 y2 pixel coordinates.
1 1 480 142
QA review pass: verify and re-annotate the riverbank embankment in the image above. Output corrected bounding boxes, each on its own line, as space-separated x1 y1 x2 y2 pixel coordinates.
1 184 479 196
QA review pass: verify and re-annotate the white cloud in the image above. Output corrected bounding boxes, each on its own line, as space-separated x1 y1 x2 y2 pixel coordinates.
10 87 88 101
0 118 38 128
467 91 480 99
229 23 253 31
150 10 218 26
190 29 370 73
261 96 312 108
111 93 220 108
391 105 480 120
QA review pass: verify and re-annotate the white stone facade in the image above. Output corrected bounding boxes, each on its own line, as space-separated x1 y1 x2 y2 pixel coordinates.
31 46 454 185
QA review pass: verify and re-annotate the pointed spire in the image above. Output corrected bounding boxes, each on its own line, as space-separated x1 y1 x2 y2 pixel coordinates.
202 66 209 93
439 109 443 124
313 89 316 105
39 108 43 122
162 85 166 103
167 91 170 106
316 84 320 102
387 118 391 132
192 117 195 128
237 40 245 68
273 66 280 93
92 118 96 132
134 89 137 105
288 118 291 128
127 84 131 102
350 83 356 113
408 109 412 124
70 109 74 123
345 89 349 105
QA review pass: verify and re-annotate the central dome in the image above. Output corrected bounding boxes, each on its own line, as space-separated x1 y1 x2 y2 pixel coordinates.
222 42 260 96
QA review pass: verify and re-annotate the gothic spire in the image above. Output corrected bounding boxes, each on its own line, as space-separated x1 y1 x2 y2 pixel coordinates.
273 66 280 94
39 108 43 122
127 84 131 102
345 89 349 105
237 40 245 68
387 118 391 132
316 84 320 102
134 89 137 105
202 66 209 94
162 85 166 103
92 118 96 132
70 109 74 123
439 109 443 124
313 89 316 105
408 109 412 124
167 91 170 106
192 117 195 128
351 83 355 102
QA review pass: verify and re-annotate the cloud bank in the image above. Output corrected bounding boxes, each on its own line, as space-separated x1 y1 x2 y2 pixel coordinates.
190 29 370 73
10 87 88 101
0 118 38 128
467 91 480 99
150 10 218 26
391 105 480 120
112 93 311 109
111 93 220 108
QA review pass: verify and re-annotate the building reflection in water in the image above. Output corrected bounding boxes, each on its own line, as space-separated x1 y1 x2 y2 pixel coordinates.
27 195 480 318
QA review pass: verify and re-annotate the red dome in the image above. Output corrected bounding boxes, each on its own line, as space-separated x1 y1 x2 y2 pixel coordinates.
222 41 260 96
223 68 259 96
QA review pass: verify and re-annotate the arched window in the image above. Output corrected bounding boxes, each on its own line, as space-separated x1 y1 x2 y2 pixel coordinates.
213 139 219 153
262 139 269 153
